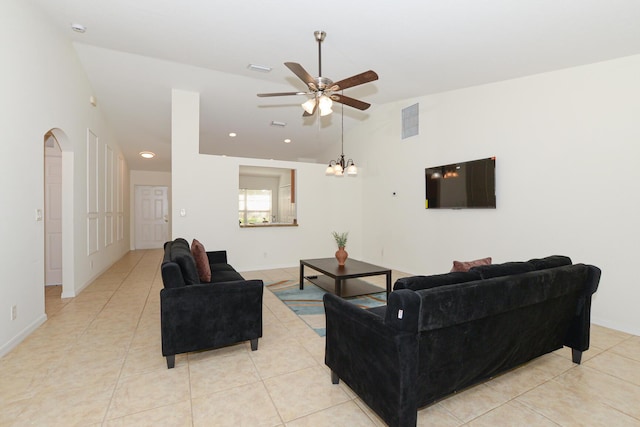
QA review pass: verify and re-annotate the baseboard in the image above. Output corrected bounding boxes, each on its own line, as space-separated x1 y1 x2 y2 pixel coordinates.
0 313 48 358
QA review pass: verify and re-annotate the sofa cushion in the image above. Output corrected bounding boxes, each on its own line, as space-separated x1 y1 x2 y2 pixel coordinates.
469 261 535 279
394 271 481 291
210 270 245 283
191 239 212 282
170 238 200 285
451 257 492 272
210 263 237 273
528 255 572 270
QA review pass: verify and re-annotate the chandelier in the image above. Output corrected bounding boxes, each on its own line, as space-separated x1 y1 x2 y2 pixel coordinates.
325 101 357 177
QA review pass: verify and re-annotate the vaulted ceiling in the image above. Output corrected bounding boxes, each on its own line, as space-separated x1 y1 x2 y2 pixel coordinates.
29 0 640 171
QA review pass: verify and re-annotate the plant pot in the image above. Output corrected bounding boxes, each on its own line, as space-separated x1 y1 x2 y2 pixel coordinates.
335 246 348 267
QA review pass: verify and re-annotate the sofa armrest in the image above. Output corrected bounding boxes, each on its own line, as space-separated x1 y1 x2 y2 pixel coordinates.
160 279 263 357
323 293 419 427
206 250 228 264
564 264 602 353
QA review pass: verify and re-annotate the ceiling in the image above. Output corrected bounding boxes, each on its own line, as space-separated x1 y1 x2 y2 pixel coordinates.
29 0 640 172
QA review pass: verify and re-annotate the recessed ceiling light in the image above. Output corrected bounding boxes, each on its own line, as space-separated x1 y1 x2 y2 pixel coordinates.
71 23 86 33
247 64 272 72
229 132 237 137
139 151 155 159
284 139 291 143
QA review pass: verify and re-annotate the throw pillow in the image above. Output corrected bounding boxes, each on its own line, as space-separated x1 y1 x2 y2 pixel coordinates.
451 257 492 272
191 238 212 283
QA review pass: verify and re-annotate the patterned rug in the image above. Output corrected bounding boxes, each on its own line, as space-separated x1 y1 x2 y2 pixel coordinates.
267 279 387 337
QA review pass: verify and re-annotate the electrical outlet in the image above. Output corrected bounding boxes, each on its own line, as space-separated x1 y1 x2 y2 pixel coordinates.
11 305 17 321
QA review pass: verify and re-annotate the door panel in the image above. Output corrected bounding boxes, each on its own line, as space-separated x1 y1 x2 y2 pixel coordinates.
135 186 169 249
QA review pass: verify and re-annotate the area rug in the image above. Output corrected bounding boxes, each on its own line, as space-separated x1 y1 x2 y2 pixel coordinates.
267 279 387 337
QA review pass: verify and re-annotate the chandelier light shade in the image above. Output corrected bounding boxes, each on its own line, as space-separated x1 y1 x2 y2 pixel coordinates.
326 99 357 177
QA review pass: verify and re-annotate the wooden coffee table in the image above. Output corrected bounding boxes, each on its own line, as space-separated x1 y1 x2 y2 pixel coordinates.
299 258 392 298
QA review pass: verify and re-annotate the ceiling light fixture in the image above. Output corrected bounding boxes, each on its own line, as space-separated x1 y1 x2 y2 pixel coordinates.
139 151 155 159
301 94 333 116
284 139 291 143
325 99 356 177
229 132 237 137
71 23 86 33
247 64 272 72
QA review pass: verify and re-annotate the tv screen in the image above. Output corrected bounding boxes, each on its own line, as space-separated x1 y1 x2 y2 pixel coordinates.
425 157 496 209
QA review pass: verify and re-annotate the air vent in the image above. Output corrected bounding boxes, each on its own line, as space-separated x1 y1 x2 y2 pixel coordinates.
402 103 419 139
270 121 286 127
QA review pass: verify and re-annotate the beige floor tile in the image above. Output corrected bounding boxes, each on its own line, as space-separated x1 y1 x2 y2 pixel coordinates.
250 337 318 379
287 400 376 426
121 344 184 377
584 349 640 386
590 324 633 350
466 400 558 426
516 376 640 426
416 403 463 427
191 381 281 427
611 336 640 362
263 366 350 422
554 364 640 419
107 366 191 419
189 350 261 398
437 383 511 423
15 384 114 426
484 363 555 399
103 400 193 427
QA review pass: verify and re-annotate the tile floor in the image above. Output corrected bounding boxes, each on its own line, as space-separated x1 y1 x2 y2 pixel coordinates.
1 249 640 426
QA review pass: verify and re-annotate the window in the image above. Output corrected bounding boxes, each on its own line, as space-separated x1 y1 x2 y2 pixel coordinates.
239 189 272 225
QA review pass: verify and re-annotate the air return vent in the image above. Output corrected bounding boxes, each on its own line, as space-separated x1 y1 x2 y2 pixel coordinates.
401 103 419 139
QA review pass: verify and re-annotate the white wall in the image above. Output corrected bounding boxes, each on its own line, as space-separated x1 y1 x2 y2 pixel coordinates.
0 0 130 356
170 90 364 272
351 55 640 335
129 170 172 249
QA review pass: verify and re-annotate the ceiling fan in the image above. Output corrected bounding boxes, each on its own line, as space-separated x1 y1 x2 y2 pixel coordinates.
257 31 379 117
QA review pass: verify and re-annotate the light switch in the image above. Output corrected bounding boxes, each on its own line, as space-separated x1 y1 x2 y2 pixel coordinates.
35 209 43 221
180 209 186 217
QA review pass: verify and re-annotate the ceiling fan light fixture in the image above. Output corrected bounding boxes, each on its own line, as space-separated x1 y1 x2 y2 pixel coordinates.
301 98 316 114
318 95 333 116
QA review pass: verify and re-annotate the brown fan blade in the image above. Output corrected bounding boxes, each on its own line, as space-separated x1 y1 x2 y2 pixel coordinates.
285 62 316 88
330 94 371 111
329 70 379 91
257 92 307 97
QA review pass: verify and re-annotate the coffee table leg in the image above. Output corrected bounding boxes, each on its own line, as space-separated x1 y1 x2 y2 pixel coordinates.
299 262 304 290
386 271 392 297
336 278 341 297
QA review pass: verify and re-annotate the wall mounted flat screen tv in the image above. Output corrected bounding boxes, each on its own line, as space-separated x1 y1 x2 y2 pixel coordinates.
425 157 496 209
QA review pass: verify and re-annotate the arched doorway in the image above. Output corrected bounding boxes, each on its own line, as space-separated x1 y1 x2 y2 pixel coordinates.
43 129 75 299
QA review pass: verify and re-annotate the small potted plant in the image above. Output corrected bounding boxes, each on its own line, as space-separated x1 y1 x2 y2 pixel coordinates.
332 231 349 266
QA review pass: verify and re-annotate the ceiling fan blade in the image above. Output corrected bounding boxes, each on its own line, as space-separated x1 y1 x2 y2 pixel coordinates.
257 91 307 97
285 62 316 88
329 70 379 91
331 94 371 111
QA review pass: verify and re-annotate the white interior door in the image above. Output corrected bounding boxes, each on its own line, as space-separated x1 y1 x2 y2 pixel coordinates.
135 185 169 249
44 144 62 285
